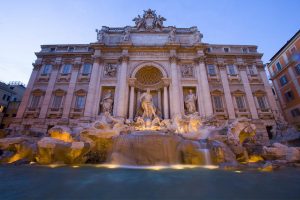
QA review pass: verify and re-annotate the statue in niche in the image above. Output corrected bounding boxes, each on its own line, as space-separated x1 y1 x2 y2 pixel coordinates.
95 29 105 43
123 27 131 42
104 64 117 77
168 27 176 42
184 89 197 114
181 64 194 77
140 89 157 119
101 90 114 114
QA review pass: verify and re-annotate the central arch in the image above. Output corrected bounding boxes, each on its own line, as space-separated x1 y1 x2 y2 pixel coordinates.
128 62 170 119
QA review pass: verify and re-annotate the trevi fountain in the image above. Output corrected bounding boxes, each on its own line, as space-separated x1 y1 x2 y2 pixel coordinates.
1 9 300 199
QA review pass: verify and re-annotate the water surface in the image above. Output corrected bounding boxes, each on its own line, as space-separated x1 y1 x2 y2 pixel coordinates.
0 165 299 199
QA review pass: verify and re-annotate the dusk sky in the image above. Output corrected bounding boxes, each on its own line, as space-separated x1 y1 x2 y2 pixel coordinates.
0 0 299 84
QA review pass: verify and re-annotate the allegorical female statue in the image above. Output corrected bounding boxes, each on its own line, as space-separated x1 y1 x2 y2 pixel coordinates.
185 89 197 114
140 89 157 119
101 90 114 114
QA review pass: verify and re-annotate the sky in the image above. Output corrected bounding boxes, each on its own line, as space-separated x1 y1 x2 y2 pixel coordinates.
0 0 299 85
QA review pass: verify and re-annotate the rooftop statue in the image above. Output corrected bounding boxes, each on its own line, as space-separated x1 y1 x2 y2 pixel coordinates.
132 9 166 31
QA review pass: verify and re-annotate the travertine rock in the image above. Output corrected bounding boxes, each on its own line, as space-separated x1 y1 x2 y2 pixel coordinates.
35 137 90 164
49 126 74 142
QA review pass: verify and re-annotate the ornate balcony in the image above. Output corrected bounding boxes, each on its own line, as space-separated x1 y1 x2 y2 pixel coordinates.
24 107 40 118
57 73 71 82
47 107 63 118
69 108 84 119
78 73 91 82
258 108 273 119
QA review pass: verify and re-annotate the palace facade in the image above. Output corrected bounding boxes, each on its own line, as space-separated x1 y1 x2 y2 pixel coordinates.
12 10 280 141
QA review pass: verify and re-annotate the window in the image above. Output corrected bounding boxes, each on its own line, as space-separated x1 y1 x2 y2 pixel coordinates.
213 96 223 112
82 63 92 75
75 96 85 109
295 64 300 75
206 48 211 53
52 95 63 109
50 47 56 52
6 96 10 101
291 108 300 117
224 48 229 53
285 91 294 102
12 114 16 117
279 75 288 86
242 48 248 53
62 64 72 75
42 64 52 76
276 62 282 71
228 65 236 75
235 96 245 111
29 96 40 108
207 65 216 76
2 94 6 100
13 97 17 101
257 96 268 111
248 65 256 75
290 47 296 54
68 47 74 52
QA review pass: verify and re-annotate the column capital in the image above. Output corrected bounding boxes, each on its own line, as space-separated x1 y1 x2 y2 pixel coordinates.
92 55 103 64
217 62 226 69
128 77 136 87
32 63 42 70
235 63 247 70
119 55 129 63
169 56 179 63
73 62 82 70
194 56 206 64
162 77 171 86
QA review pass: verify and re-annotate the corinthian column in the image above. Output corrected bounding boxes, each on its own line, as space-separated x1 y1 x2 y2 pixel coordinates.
16 63 40 119
195 56 213 117
62 63 80 119
39 61 60 118
239 65 258 119
115 51 129 118
84 55 102 120
128 78 136 120
162 78 170 119
169 55 181 118
219 64 235 120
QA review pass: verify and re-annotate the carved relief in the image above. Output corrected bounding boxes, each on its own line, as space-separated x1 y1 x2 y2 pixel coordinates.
181 64 194 78
104 63 118 78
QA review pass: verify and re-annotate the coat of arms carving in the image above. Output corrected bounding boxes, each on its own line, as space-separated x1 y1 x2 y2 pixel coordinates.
132 9 166 31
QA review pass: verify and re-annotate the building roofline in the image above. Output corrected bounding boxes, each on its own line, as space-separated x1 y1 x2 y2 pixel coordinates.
269 29 300 62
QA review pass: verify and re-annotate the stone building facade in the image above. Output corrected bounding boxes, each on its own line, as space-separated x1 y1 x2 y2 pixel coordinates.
12 10 279 140
267 30 300 129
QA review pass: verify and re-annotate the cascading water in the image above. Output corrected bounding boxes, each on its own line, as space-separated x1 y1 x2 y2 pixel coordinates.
107 131 215 166
108 131 182 165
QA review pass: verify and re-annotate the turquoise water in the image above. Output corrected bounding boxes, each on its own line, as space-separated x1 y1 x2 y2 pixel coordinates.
0 165 300 199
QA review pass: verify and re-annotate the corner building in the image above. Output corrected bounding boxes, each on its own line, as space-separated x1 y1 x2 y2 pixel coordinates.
267 30 300 129
13 10 280 142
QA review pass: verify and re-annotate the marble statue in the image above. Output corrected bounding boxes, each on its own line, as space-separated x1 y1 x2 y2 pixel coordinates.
123 27 131 42
155 15 166 29
169 27 176 42
133 15 144 29
140 89 157 119
96 29 104 43
101 90 114 113
185 89 197 114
